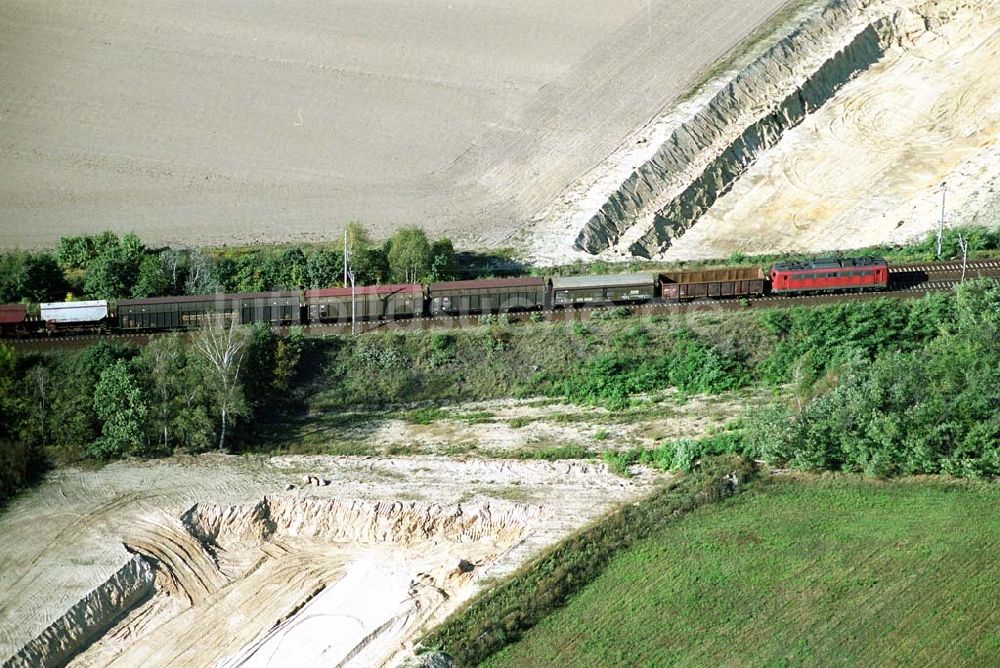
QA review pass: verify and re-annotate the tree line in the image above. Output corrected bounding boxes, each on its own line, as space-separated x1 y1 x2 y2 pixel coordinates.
0 223 460 304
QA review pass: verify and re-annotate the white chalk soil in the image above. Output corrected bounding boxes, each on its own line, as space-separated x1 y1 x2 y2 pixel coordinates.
665 0 1000 260
0 454 655 667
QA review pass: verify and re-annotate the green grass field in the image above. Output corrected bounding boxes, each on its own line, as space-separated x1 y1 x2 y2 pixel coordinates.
481 477 1000 667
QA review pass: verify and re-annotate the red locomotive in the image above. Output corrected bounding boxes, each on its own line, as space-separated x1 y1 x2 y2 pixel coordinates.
770 257 889 294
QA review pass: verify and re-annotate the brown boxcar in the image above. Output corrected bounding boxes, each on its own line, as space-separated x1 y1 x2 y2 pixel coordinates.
117 291 301 330
0 303 28 335
428 277 546 316
659 267 766 301
305 284 423 323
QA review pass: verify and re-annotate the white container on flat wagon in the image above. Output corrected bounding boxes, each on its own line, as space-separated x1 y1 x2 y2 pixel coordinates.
40 300 109 323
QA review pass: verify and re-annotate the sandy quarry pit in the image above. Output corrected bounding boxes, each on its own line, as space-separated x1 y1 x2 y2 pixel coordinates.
0 455 655 667
0 0 793 250
528 0 1000 264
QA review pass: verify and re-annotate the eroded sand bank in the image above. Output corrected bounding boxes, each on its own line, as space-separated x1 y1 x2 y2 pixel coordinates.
528 0 1000 263
0 455 653 667
663 1 1000 259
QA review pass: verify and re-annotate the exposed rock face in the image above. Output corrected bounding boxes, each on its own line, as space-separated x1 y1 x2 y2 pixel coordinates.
573 0 874 255
401 651 455 668
181 497 542 549
4 556 153 668
567 0 992 258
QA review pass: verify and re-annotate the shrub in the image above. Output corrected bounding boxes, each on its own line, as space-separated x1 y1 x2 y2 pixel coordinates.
405 406 447 425
509 444 593 460
591 306 631 321
561 333 748 409
431 333 454 351
508 417 531 429
748 281 1000 479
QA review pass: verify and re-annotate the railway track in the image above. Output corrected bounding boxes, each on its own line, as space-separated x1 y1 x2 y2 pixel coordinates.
7 258 1000 351
889 259 1000 274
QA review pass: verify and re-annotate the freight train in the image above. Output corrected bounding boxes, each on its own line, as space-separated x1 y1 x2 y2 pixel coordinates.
0 257 889 337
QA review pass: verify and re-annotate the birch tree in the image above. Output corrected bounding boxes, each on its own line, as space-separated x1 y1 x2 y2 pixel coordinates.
387 227 432 284
185 250 221 295
142 334 185 451
193 317 249 451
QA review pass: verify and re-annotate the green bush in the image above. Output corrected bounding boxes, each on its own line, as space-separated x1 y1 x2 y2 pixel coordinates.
591 306 631 321
750 280 1000 479
603 430 749 476
405 406 447 425
508 444 594 461
561 332 748 409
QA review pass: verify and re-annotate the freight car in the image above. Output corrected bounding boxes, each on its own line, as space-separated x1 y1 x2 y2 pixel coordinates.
550 273 657 308
770 257 888 294
117 292 302 330
0 304 29 336
428 277 547 316
305 284 423 323
40 300 109 333
660 267 766 301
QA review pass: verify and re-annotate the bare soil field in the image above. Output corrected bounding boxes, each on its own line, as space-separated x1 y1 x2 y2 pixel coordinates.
0 0 791 250
0 454 654 666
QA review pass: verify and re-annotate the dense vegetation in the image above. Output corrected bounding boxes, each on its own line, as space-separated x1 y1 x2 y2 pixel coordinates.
421 455 759 665
2 224 997 304
750 280 1000 478
0 323 304 504
473 477 1000 667
0 224 460 304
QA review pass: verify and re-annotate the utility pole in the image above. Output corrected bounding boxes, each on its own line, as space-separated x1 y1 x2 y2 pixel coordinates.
343 229 357 335
957 233 969 282
937 182 947 259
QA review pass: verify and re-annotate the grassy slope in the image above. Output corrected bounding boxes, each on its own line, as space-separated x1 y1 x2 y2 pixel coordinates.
482 477 1000 667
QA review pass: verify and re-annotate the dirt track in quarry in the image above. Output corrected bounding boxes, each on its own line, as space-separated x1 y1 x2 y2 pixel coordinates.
0 455 654 667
